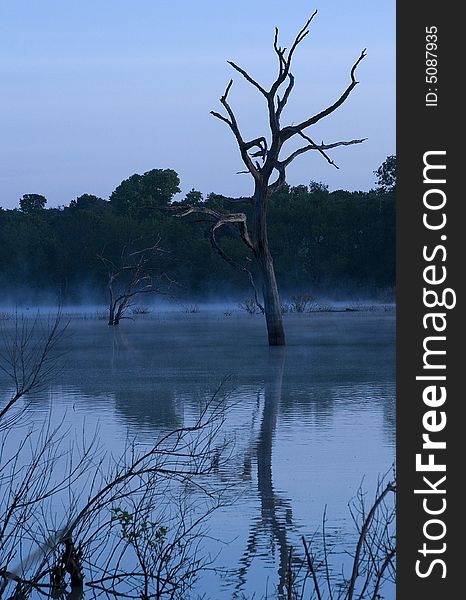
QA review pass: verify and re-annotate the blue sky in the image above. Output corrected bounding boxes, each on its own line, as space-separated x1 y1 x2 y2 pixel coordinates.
0 1 395 208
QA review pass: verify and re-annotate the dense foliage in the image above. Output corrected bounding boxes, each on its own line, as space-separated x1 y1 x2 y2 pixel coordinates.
0 161 395 304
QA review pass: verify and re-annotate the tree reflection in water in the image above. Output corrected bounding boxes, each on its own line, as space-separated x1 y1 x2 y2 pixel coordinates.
234 348 292 598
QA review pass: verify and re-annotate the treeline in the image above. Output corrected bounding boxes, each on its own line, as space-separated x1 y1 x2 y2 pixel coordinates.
0 159 395 303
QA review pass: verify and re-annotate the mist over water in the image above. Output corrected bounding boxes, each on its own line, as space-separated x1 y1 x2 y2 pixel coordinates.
0 309 395 598
0 292 395 315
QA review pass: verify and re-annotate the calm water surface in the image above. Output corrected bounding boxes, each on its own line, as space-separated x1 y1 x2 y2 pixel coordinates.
2 310 395 598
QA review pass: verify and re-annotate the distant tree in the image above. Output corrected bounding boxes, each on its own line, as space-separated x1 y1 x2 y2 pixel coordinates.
19 193 47 213
110 169 181 218
308 181 329 195
374 155 396 192
183 188 203 205
69 193 107 212
179 12 365 345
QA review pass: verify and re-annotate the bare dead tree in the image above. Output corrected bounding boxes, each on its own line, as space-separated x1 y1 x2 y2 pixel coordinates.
178 11 366 345
98 238 173 326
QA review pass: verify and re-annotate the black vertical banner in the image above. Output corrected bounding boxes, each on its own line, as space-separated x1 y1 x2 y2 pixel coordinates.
397 2 460 598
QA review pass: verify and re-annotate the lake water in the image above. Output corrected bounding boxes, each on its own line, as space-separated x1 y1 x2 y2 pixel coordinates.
0 309 395 599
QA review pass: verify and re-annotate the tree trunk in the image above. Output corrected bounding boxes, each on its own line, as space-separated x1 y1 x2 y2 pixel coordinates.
108 303 116 326
114 300 127 325
253 186 286 346
259 251 286 346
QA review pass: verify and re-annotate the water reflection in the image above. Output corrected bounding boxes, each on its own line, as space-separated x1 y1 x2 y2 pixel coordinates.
0 312 395 598
235 349 292 598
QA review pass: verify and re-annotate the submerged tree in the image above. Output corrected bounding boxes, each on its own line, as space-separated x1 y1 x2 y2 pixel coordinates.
179 11 366 345
98 238 172 326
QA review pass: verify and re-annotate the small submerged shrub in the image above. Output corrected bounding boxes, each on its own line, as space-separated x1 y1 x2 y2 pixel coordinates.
238 298 258 315
315 303 332 313
280 302 291 314
131 305 151 315
290 294 314 313
182 304 200 314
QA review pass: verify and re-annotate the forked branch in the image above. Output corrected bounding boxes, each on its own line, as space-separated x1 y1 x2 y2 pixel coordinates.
177 206 255 253
176 206 263 311
210 11 366 187
281 48 367 141
282 132 367 170
211 80 262 179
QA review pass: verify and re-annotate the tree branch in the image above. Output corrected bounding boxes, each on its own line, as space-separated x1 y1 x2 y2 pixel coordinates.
282 132 367 169
211 80 261 180
210 110 231 125
268 162 286 194
276 74 295 119
302 536 323 600
286 10 318 67
347 481 396 600
273 28 287 77
281 48 367 141
207 193 252 204
177 207 265 307
176 206 255 253
271 10 317 97
226 62 268 98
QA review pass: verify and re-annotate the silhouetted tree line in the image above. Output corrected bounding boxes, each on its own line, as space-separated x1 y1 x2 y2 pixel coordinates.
0 158 395 303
